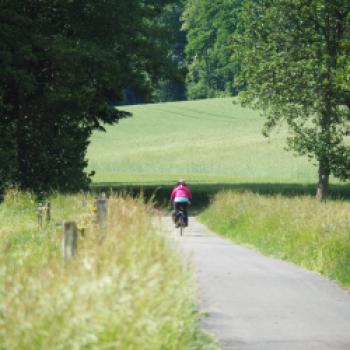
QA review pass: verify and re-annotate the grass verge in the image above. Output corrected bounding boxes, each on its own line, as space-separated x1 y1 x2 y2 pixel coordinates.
0 189 217 349
200 191 350 288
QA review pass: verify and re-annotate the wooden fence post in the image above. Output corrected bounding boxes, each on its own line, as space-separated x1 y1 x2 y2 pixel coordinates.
37 203 43 228
95 197 108 229
46 202 51 223
62 221 78 260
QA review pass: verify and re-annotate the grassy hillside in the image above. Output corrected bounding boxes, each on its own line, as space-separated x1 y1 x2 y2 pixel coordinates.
88 98 317 184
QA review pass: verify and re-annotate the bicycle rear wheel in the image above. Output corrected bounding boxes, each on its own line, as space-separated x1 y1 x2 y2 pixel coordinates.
179 215 185 236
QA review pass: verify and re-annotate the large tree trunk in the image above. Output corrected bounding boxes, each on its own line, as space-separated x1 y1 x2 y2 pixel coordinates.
316 161 330 202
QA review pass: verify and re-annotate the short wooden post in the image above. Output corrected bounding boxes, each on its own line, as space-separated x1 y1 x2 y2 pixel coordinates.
95 197 108 229
37 203 43 228
46 202 51 223
62 221 78 260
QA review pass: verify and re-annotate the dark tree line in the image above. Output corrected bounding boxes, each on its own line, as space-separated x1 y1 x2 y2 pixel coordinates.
154 0 187 102
0 0 174 194
182 0 243 99
155 0 244 101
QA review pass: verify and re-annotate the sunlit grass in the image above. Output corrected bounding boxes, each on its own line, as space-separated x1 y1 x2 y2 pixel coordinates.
88 98 317 184
0 190 217 349
201 192 350 288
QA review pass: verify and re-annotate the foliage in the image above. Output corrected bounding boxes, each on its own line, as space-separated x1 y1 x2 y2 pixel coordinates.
0 0 174 194
0 191 217 349
234 0 350 199
201 191 350 288
182 0 242 99
154 0 187 102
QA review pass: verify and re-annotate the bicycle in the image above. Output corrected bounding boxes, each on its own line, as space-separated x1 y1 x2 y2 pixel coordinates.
175 208 187 236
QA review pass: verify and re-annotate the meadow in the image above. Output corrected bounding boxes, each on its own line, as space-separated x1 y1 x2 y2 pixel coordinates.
0 190 217 349
201 192 350 289
88 98 317 185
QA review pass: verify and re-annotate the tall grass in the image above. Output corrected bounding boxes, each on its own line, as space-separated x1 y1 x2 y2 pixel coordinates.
201 192 350 288
0 190 217 349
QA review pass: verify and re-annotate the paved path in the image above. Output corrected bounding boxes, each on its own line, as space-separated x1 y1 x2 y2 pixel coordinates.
161 216 350 350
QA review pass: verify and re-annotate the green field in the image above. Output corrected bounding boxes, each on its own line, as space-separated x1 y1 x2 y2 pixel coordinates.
88 98 317 185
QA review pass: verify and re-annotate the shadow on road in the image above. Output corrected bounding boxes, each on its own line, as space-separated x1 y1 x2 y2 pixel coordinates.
92 181 350 213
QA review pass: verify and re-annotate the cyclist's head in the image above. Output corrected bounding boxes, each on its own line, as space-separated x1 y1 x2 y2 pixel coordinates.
177 178 186 185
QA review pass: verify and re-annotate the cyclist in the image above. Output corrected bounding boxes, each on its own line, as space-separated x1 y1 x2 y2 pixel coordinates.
170 179 192 227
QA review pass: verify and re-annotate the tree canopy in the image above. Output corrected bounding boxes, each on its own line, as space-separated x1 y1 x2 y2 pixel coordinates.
0 0 174 193
234 0 350 200
154 0 187 102
2 0 349 198
182 0 242 99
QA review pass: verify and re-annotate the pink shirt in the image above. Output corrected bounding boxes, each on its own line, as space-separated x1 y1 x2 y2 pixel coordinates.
170 185 192 201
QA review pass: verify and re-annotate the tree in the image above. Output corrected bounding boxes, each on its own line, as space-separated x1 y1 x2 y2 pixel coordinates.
182 0 242 99
0 0 174 194
153 0 187 102
234 0 350 201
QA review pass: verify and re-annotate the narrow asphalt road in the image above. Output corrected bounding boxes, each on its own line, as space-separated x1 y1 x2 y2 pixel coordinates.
161 216 350 350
